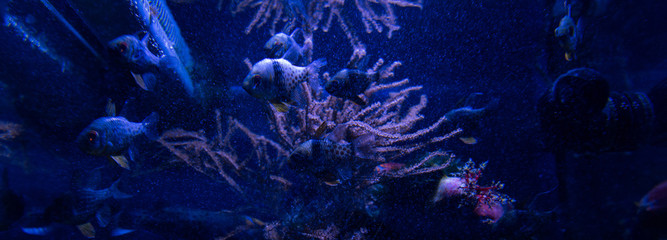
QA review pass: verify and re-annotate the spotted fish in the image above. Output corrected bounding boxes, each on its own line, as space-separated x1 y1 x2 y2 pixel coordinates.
242 58 326 112
288 131 375 186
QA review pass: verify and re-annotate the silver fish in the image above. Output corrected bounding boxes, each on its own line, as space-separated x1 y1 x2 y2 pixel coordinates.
288 130 374 186
264 28 306 65
325 69 379 105
242 58 326 112
108 33 178 91
77 111 158 169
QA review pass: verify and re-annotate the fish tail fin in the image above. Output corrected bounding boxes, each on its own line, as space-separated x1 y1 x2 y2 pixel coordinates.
142 112 159 140
109 179 132 200
306 58 327 83
304 58 326 96
352 134 376 159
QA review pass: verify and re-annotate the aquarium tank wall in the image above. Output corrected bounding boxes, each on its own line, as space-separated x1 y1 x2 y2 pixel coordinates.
1 0 667 239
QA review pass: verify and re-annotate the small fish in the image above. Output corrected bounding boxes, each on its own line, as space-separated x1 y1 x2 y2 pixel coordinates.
76 101 158 169
242 58 326 112
108 32 177 91
22 178 131 238
325 69 380 105
288 131 375 186
554 5 581 61
637 180 667 236
445 95 499 145
639 180 667 214
264 28 306 65
373 162 405 175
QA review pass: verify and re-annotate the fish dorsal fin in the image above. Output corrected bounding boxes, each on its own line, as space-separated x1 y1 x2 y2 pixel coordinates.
454 92 483 108
110 155 130 170
105 99 116 117
290 28 302 39
326 124 347 143
134 30 150 46
313 122 328 139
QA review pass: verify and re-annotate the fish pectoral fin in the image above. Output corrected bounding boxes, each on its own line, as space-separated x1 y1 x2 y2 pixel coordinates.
270 101 290 113
111 155 131 170
131 72 148 91
564 52 574 61
105 99 116 117
324 179 341 186
76 222 96 239
317 171 341 186
351 95 367 105
459 136 478 145
244 216 266 227
131 72 156 91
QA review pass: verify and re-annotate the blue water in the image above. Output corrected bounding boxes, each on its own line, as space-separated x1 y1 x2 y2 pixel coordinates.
1 0 667 239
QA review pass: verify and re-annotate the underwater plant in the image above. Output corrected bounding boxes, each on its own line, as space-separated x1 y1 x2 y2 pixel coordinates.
0 121 21 159
229 0 423 60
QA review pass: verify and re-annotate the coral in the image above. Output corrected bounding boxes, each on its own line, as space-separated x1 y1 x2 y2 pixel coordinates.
266 58 461 163
230 0 422 58
0 121 21 158
157 110 290 193
434 159 515 223
158 58 465 238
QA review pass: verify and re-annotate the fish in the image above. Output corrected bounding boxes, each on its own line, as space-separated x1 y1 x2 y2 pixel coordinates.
639 180 667 214
554 5 581 61
288 126 375 186
21 174 131 238
76 100 158 169
242 58 326 112
636 180 667 237
373 162 405 175
444 94 499 145
108 32 178 91
264 28 306 65
114 206 264 239
325 69 380 105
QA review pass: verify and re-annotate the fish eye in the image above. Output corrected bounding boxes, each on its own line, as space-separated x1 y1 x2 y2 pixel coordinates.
119 42 127 53
87 130 98 143
252 75 261 88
